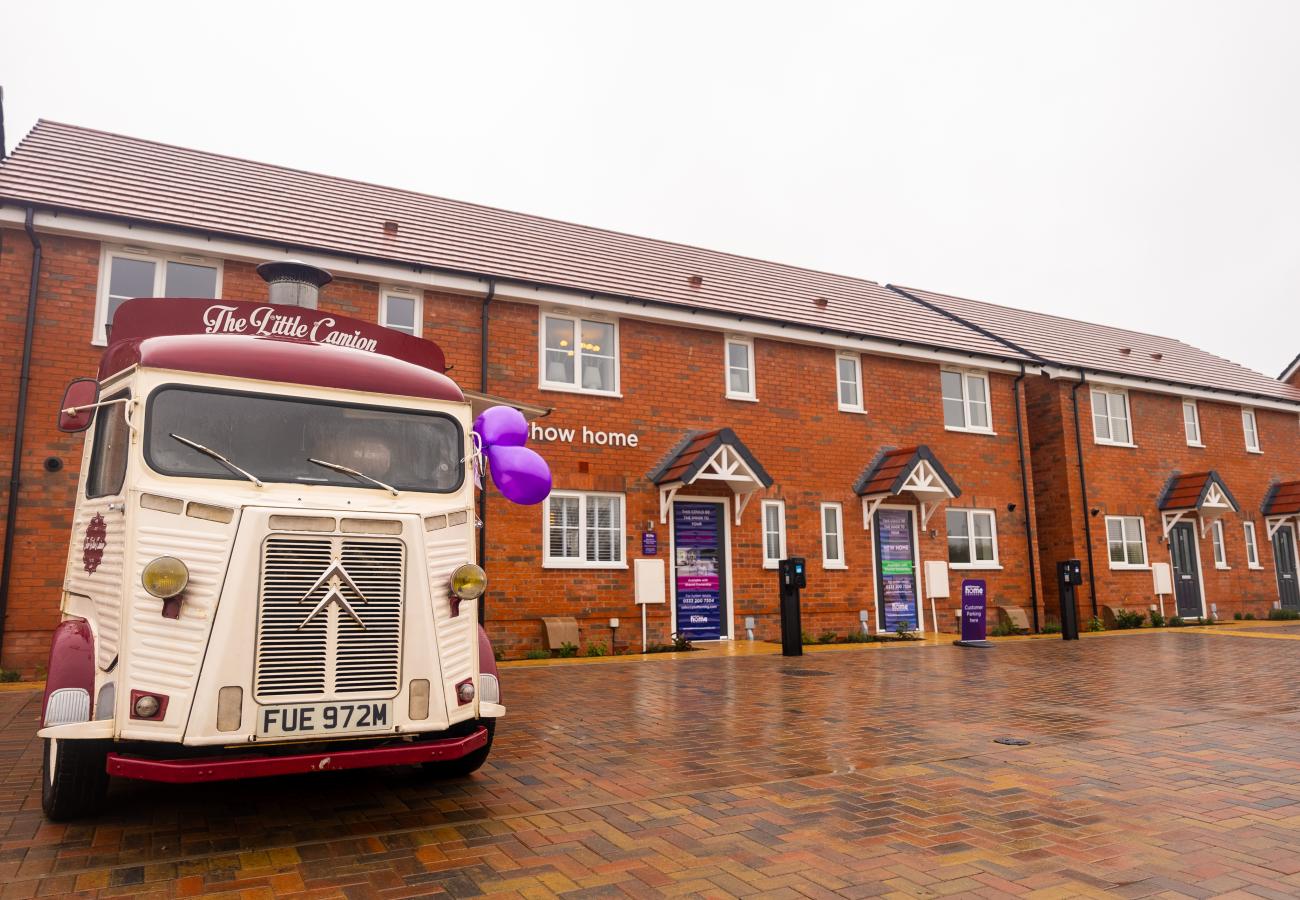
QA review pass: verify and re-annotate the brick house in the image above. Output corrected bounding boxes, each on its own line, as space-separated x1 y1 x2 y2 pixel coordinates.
0 121 1296 672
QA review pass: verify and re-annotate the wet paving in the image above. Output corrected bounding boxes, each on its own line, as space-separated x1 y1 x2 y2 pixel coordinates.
2 628 1300 897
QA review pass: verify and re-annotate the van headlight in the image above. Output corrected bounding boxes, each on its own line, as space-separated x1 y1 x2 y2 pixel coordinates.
142 556 189 598
450 563 487 601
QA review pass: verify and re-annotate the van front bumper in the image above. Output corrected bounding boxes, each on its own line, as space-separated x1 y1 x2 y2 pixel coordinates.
105 726 488 783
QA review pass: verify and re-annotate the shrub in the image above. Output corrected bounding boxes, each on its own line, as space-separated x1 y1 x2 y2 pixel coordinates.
1114 609 1145 630
1233 612 1243 621
989 619 1017 637
524 648 550 660
0 668 19 683
1148 609 1165 628
493 647 505 662
801 630 814 645
557 642 579 658
844 630 869 643
817 630 837 644
670 632 693 652
1169 616 1185 627
1268 607 1300 620
1041 621 1062 634
585 642 607 657
894 621 912 639
1087 616 1105 632
1244 612 1256 620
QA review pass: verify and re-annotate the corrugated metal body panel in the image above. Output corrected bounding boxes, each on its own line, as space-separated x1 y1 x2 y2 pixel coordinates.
897 285 1300 403
423 521 477 721
63 503 124 670
0 121 1019 360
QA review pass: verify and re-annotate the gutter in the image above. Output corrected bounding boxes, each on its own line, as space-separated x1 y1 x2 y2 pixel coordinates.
1012 364 1040 632
1070 371 1099 619
0 208 42 663
477 278 495 627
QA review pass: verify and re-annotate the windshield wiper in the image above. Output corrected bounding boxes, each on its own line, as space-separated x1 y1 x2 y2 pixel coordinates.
170 433 263 487
308 458 400 496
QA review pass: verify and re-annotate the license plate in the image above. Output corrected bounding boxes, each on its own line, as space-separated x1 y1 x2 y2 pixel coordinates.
257 701 393 738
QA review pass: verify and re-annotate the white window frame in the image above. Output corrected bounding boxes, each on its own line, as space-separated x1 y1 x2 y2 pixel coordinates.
761 500 787 569
1091 388 1135 447
379 286 422 337
538 310 621 397
724 335 757 402
542 491 627 569
1211 520 1228 569
946 508 1002 569
1104 515 1149 569
1242 407 1261 453
94 245 223 345
941 367 994 434
1182 399 1202 447
836 353 864 413
1243 521 1261 569
820 502 846 569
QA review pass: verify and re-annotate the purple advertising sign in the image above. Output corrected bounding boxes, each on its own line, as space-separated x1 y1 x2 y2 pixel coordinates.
673 503 722 640
960 578 987 642
876 508 918 631
641 531 658 555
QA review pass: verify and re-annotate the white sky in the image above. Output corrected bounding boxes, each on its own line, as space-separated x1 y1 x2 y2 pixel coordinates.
4 1 1297 376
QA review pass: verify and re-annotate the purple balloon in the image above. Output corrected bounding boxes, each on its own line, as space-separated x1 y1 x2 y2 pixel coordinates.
487 444 552 505
473 405 529 449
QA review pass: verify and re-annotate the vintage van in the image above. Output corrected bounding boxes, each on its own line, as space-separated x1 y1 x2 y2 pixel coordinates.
38 262 534 819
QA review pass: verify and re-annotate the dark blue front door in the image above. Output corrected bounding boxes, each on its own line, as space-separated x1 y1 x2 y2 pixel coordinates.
672 502 726 640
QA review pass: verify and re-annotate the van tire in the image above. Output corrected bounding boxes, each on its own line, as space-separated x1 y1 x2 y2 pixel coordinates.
42 738 110 821
424 719 494 778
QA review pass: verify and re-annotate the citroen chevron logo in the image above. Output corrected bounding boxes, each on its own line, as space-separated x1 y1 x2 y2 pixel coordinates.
298 557 368 630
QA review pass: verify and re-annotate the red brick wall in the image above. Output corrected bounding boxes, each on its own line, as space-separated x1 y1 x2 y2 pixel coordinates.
1026 375 1300 625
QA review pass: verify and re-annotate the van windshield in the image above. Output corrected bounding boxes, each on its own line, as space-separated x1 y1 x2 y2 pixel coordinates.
145 387 463 493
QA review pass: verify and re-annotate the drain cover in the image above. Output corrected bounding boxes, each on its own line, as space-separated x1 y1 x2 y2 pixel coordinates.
783 669 832 677
994 737 1031 746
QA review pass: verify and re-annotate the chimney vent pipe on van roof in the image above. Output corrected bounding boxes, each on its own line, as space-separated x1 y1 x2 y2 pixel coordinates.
256 260 333 309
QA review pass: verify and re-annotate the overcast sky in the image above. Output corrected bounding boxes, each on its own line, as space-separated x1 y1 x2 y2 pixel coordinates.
4 2 1297 376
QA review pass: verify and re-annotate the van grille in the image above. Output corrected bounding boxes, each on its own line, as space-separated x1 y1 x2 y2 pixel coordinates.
255 536 404 700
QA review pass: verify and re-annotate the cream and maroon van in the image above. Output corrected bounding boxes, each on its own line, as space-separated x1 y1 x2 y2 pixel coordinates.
38 262 532 820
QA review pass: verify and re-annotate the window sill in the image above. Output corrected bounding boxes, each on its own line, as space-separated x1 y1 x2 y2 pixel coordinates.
1246 448 1264 455
823 562 848 570
725 393 759 403
838 406 867 415
944 426 996 436
1214 564 1230 571
1248 564 1264 570
1108 564 1151 571
762 561 780 570
1186 442 1205 449
539 383 622 399
542 561 628 570
948 563 1003 570
1094 440 1138 449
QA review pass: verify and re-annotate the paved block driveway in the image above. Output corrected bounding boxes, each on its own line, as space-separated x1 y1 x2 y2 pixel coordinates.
2 628 1300 898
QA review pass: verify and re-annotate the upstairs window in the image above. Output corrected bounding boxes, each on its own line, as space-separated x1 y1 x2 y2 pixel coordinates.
96 247 220 344
380 289 421 336
1105 516 1148 568
837 353 863 412
725 337 756 401
541 313 618 395
762 500 786 569
941 368 991 432
1092 388 1132 446
1242 408 1261 452
1182 400 1202 446
543 492 625 568
946 508 999 567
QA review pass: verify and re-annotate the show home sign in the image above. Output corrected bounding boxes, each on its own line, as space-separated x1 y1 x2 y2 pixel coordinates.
529 422 641 448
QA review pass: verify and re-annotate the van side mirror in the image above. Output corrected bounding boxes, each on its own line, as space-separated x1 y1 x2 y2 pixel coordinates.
58 378 100 433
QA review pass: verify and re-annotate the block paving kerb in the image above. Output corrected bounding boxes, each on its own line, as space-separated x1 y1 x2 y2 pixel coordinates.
2 628 1300 897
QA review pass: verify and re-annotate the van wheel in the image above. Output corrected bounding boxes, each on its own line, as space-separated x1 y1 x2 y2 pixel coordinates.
424 719 494 778
42 738 110 821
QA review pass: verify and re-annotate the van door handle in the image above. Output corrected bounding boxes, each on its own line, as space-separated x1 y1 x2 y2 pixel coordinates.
107 502 125 513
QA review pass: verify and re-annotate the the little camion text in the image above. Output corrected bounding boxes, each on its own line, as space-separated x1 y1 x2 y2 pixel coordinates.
529 422 640 447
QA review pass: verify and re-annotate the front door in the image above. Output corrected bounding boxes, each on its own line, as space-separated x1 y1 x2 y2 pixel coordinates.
874 507 920 631
672 501 728 640
1273 524 1300 611
1169 521 1203 618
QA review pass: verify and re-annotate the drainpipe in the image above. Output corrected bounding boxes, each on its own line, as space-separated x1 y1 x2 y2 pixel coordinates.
1070 371 1099 617
476 278 496 626
1012 364 1040 632
0 208 43 663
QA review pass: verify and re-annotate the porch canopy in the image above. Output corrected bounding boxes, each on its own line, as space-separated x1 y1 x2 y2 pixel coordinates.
854 445 960 531
1156 470 1239 538
1262 480 1300 538
648 428 773 524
